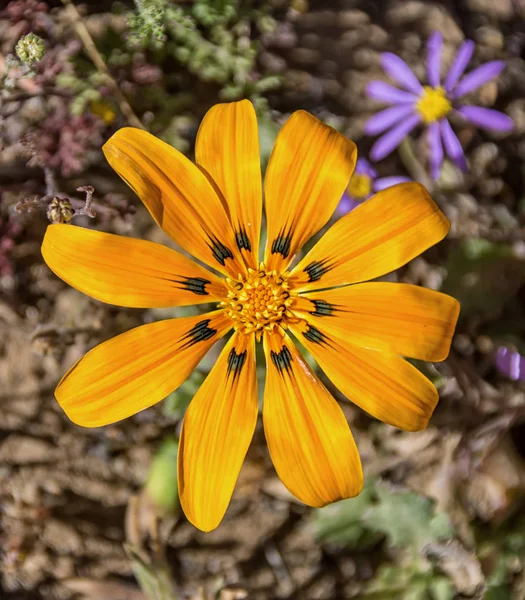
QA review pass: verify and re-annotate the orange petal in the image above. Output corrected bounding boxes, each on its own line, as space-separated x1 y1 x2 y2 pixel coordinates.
42 224 226 308
291 322 438 432
178 332 257 532
196 100 262 269
55 311 231 427
262 332 363 507
289 183 449 291
294 283 459 362
263 111 357 271
103 128 245 277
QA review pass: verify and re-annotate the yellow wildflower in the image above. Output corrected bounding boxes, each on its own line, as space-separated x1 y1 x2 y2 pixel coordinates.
41 100 459 532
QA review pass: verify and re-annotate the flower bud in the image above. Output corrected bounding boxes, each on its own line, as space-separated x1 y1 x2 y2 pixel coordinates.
47 198 74 224
15 33 46 66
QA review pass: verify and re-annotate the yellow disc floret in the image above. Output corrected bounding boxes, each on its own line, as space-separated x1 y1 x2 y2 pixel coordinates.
222 265 296 340
416 86 451 123
347 173 373 200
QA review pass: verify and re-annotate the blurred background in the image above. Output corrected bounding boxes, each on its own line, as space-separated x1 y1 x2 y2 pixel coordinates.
1 0 525 598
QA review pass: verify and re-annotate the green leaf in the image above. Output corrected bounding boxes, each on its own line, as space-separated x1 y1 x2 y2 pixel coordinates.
313 479 379 548
145 438 180 516
127 547 179 600
363 483 454 551
442 239 525 320
162 369 205 420
362 564 454 600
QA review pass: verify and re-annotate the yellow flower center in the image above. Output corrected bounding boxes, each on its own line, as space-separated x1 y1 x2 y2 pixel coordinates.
347 173 372 200
222 266 296 340
416 86 451 123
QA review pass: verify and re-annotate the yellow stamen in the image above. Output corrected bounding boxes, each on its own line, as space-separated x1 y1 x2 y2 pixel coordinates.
347 173 372 200
221 265 297 341
416 86 451 123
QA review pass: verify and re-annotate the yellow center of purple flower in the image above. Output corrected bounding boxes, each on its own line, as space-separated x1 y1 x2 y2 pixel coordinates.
347 173 373 200
416 86 451 123
222 266 296 340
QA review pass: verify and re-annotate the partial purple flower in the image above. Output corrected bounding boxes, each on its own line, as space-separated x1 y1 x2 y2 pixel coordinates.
365 31 513 179
337 157 409 215
495 347 525 382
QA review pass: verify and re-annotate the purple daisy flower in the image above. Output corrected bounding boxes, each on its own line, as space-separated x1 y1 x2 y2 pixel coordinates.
365 31 513 179
495 347 525 382
338 158 409 214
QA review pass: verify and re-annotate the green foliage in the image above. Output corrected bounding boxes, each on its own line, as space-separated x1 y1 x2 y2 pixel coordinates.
126 0 281 103
127 547 178 600
314 480 453 552
163 369 206 420
55 72 107 117
442 239 525 320
362 564 454 600
477 514 525 597
128 0 167 49
363 482 453 551
145 437 180 516
257 112 281 171
313 479 380 548
313 481 456 599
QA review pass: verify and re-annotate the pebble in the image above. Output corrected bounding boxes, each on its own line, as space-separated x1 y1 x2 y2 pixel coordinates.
259 51 287 74
318 59 338 76
340 29 367 50
300 32 320 49
466 0 513 20
338 9 370 28
353 48 381 69
507 99 525 134
298 10 339 28
289 47 320 67
476 26 505 50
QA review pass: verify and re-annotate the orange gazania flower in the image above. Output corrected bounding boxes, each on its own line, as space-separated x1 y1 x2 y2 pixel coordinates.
41 100 459 532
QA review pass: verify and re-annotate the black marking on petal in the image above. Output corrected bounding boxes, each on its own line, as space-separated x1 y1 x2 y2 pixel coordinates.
310 299 334 317
304 259 331 282
303 324 326 345
175 277 210 296
207 235 234 266
271 229 292 259
271 346 293 375
227 348 247 382
235 228 251 253
180 319 216 349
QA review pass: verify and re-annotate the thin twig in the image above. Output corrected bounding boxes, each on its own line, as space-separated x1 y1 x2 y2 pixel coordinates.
44 167 58 196
76 185 96 217
60 0 145 130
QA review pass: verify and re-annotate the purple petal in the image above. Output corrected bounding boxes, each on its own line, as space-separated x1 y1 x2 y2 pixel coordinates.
355 158 377 179
364 103 417 136
370 113 421 161
337 192 360 215
366 81 418 105
456 105 513 132
428 121 443 180
381 53 423 94
373 176 411 191
452 61 506 98
440 118 467 171
495 347 525 382
445 40 475 92
427 31 443 87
